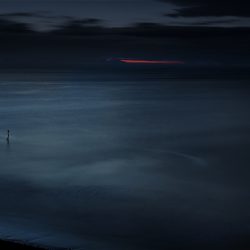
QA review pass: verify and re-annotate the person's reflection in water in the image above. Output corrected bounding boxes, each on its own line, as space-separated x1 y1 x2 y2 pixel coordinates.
5 129 11 152
6 130 10 144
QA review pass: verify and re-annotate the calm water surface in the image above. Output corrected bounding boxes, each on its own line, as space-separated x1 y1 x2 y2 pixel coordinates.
0 77 250 249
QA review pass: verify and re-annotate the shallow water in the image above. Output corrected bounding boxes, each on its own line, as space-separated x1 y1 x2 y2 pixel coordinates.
0 77 250 249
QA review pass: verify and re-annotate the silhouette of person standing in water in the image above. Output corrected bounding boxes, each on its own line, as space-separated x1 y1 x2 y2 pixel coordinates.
6 129 10 144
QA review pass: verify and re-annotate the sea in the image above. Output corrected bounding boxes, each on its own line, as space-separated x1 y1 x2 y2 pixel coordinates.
0 68 250 249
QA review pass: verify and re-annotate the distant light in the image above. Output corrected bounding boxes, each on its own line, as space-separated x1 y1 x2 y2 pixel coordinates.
119 59 184 64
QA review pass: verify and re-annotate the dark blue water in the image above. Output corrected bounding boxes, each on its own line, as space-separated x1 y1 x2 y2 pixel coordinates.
0 76 250 249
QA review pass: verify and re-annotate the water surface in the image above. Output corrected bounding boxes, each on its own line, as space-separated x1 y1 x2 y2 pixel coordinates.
0 76 250 249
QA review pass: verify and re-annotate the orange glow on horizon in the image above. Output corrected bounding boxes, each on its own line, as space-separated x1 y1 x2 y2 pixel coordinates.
120 59 184 64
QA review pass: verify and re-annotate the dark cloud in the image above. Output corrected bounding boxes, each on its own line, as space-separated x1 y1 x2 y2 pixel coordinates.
163 0 250 17
68 18 102 25
1 17 250 39
0 11 74 21
192 19 238 26
51 18 105 35
0 12 37 18
118 22 250 39
171 19 239 26
0 18 34 33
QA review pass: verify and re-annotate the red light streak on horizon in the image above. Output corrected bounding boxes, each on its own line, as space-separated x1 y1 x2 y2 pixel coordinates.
120 59 184 64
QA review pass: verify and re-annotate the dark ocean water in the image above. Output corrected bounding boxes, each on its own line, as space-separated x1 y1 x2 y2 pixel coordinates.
0 73 250 249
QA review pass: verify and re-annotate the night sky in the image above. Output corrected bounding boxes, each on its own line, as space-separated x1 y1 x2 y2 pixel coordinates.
0 1 250 71
0 0 250 30
0 0 250 70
